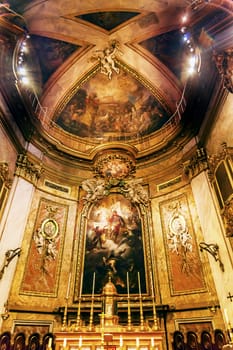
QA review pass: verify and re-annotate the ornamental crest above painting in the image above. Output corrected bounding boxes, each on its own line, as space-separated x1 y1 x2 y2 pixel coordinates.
76 151 151 297
81 151 149 208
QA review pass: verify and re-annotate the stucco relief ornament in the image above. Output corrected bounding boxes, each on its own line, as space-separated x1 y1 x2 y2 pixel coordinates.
91 40 122 79
213 49 233 93
167 204 192 273
81 178 109 203
222 198 233 237
120 178 149 206
34 206 59 273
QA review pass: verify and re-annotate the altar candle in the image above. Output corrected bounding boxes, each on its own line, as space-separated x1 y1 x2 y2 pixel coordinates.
150 273 155 298
229 329 233 343
127 272 130 298
92 272 96 296
66 272 71 299
63 338 67 348
48 338 52 348
224 308 229 324
79 336 82 348
136 338 140 348
138 271 141 296
120 335 123 347
151 338 154 348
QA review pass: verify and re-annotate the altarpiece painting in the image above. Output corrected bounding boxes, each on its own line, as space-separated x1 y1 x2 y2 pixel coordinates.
74 152 151 299
82 193 146 295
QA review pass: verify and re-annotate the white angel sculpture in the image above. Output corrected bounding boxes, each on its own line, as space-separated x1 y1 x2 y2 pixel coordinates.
81 178 107 203
121 178 149 206
91 40 122 79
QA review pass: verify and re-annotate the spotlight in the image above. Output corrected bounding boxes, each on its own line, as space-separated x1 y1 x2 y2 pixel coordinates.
186 54 198 75
183 32 191 42
21 76 30 85
181 26 187 33
181 14 188 23
18 66 26 75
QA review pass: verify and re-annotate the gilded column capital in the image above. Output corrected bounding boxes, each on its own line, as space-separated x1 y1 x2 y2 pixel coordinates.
0 162 12 189
222 198 233 237
213 49 233 93
0 162 9 180
183 147 208 180
15 153 43 184
207 142 229 182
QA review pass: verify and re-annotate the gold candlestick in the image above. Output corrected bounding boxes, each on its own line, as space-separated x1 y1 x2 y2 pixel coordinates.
61 299 68 331
151 272 158 330
62 338 67 350
88 272 95 331
47 337 52 350
138 271 144 330
119 335 123 349
150 338 155 350
78 335 82 349
127 271 132 331
75 295 81 331
228 322 233 343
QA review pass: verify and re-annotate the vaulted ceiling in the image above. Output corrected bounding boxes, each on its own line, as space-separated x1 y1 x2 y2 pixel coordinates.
1 0 233 162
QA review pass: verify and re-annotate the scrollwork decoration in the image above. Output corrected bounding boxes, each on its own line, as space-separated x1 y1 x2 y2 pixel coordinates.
15 154 43 184
167 202 193 274
81 178 109 203
213 49 233 93
0 248 21 280
34 206 59 273
222 198 233 237
120 178 149 206
81 176 149 207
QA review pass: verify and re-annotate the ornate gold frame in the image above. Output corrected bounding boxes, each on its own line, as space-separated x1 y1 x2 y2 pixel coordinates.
41 218 59 240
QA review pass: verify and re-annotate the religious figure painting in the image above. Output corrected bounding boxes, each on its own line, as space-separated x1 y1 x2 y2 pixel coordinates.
81 193 146 295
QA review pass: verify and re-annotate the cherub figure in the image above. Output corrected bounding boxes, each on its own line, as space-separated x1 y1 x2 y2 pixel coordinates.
91 40 122 79
121 178 149 206
82 178 107 202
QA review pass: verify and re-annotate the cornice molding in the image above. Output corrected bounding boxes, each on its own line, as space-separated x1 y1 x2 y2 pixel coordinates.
0 162 12 189
183 147 208 180
14 154 43 185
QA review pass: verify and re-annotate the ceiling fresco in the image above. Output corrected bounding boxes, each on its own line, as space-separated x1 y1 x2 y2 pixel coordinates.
2 0 231 158
55 67 170 140
76 11 140 31
140 30 186 79
30 35 80 85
